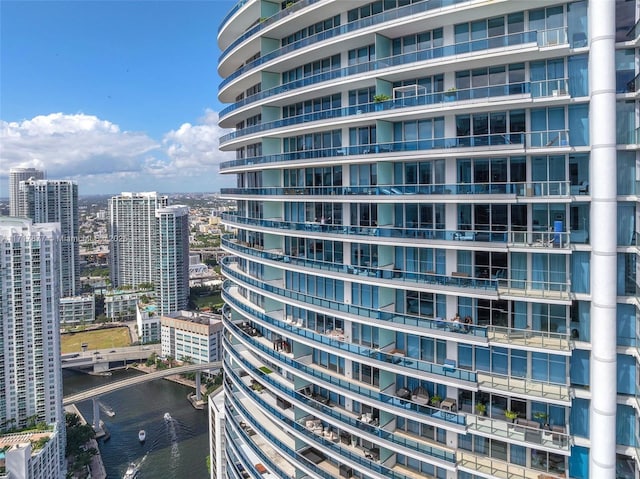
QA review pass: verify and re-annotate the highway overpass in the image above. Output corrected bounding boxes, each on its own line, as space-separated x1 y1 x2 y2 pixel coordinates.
63 361 222 406
61 345 161 372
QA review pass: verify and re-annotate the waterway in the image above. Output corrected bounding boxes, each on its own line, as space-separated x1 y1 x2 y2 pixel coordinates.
63 369 210 479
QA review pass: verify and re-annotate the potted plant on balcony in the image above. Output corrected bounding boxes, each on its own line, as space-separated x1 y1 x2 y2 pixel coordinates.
373 94 391 111
475 403 487 416
430 394 442 408
534 411 549 428
504 409 518 422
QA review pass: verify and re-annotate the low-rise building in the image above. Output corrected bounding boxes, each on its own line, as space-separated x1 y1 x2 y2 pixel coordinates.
160 310 223 364
59 295 95 325
0 423 63 479
104 289 153 322
137 301 160 344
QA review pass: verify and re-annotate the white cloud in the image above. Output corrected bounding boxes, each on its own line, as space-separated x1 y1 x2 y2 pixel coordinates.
0 111 236 194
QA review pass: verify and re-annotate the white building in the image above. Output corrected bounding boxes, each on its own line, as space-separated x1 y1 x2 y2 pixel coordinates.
208 391 225 479
156 205 190 316
217 1 639 479
59 295 95 325
160 310 223 364
136 301 161 344
104 289 154 322
1 423 64 479
108 192 168 289
19 179 80 297
0 217 65 477
8 167 44 216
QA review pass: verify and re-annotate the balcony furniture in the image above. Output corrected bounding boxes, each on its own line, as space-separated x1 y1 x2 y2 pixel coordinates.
515 418 542 442
276 397 291 410
552 425 567 445
443 359 457 372
441 398 457 412
453 231 475 241
451 271 470 286
340 432 351 445
255 464 267 474
364 447 380 461
396 387 411 400
411 387 430 405
301 447 326 464
339 465 353 478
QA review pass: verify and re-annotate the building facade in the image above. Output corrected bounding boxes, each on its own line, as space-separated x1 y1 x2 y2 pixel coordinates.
217 1 639 479
160 310 224 364
0 218 65 478
208 391 226 479
108 192 168 289
20 179 80 297
59 295 96 325
156 205 190 316
104 288 154 322
8 167 44 217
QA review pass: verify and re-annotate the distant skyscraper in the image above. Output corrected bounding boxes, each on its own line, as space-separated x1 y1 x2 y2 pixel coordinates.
108 192 168 289
20 179 80 297
0 217 65 478
156 205 190 315
9 167 44 216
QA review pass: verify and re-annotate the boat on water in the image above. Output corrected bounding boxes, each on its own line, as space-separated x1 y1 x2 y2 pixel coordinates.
138 430 146 443
123 462 138 479
164 412 172 421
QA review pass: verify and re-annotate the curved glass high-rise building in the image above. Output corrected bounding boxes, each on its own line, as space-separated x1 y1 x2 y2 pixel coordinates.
216 1 639 478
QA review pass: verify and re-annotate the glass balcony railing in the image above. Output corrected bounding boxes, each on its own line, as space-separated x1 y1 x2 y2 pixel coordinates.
220 260 489 338
218 0 251 33
221 129 572 169
496 278 571 300
466 414 570 451
225 337 458 463
476 371 571 403
229 374 429 479
225 319 468 428
221 214 571 248
219 0 320 62
487 324 571 352
458 450 566 479
220 82 529 143
221 180 570 197
225 383 336 479
223 285 478 384
225 407 294 479
625 72 639 93
221 134 525 169
222 246 498 299
219 30 540 116
530 78 569 98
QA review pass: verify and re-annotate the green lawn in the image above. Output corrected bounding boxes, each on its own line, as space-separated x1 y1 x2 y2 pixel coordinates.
61 327 131 353
192 291 223 310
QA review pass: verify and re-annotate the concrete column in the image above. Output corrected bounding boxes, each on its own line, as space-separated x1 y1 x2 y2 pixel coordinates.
588 2 617 478
196 371 202 402
92 398 101 430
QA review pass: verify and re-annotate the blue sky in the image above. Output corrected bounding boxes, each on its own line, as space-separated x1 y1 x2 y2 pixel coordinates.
1 0 237 195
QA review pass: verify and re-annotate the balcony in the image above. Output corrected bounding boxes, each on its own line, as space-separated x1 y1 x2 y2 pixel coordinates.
220 130 574 169
457 451 566 479
228 340 458 467
220 29 544 114
466 414 570 453
477 372 571 404
225 316 467 428
487 325 571 353
496 278 571 302
220 81 530 142
220 180 571 199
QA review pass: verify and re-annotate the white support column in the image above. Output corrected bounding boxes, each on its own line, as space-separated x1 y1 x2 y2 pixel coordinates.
589 2 617 478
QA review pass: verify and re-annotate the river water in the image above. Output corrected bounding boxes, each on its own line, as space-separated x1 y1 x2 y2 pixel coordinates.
63 369 210 479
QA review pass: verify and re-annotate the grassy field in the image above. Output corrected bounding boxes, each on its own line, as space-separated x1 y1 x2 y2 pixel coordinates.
61 327 132 353
192 291 223 310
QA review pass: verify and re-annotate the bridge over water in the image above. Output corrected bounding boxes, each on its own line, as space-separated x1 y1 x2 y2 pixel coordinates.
63 361 222 431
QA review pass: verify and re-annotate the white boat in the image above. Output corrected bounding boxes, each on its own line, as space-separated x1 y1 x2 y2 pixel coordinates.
138 430 146 443
123 462 138 479
164 412 172 421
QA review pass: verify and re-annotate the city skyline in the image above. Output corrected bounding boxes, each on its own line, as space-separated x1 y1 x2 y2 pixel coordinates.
1 1 237 196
